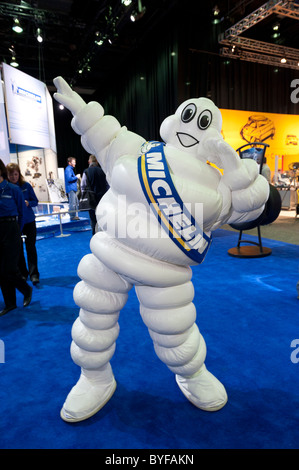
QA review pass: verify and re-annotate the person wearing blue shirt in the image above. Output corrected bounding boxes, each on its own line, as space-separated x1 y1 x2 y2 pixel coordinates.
65 157 80 221
0 159 33 317
7 163 40 285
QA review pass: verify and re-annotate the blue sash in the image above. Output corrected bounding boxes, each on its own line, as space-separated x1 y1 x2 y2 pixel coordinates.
138 141 212 264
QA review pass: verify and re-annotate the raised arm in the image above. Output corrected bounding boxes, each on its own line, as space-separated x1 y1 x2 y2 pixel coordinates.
53 77 86 115
53 77 145 179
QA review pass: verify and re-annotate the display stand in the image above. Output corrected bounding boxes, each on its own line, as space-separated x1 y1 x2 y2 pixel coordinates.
228 142 272 258
227 225 272 258
55 212 71 238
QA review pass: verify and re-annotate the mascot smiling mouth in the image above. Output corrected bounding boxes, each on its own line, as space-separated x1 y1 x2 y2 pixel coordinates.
176 132 199 148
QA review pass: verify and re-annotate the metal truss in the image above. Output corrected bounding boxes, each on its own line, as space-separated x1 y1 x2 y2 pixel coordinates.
221 47 299 70
273 1 299 19
220 36 299 60
220 0 285 40
219 0 299 70
0 2 85 28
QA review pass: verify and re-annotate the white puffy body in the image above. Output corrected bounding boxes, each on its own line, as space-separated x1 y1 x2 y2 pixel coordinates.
70 99 268 268
53 79 269 420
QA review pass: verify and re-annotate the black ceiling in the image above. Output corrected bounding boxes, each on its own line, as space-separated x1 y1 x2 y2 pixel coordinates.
0 0 179 94
1 0 299 95
226 0 299 44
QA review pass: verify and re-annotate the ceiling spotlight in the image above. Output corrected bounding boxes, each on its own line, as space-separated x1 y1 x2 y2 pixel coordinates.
213 5 220 16
212 5 221 24
10 56 19 67
130 0 146 21
281 58 287 63
36 28 43 43
12 18 23 34
121 0 132 5
95 39 104 46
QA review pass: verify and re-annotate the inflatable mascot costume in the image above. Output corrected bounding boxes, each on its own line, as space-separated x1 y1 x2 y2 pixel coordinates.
53 77 269 422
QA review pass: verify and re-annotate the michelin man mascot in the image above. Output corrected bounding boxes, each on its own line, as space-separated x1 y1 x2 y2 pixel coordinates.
53 77 269 422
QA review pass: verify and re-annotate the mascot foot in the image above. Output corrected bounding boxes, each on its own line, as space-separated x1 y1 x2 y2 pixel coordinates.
60 364 116 423
176 365 227 411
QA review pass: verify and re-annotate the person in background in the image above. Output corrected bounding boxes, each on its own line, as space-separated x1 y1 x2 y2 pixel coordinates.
81 154 108 235
0 159 32 317
7 163 40 285
261 157 271 183
65 157 80 221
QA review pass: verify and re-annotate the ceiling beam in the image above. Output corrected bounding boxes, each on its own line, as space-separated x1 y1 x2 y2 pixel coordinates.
221 47 299 70
0 2 85 27
219 0 285 40
220 36 299 60
219 0 299 70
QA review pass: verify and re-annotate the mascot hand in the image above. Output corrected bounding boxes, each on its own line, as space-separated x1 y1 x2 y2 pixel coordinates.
53 76 106 152
53 76 86 116
201 132 265 194
200 131 241 174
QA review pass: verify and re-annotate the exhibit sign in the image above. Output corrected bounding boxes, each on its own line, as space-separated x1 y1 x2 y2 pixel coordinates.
220 108 299 173
17 148 49 202
2 62 50 148
0 70 10 164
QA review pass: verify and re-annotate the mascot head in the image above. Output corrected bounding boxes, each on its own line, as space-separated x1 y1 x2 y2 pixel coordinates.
160 97 222 157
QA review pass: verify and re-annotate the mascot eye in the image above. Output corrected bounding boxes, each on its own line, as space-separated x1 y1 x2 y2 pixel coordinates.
181 103 197 123
198 109 212 130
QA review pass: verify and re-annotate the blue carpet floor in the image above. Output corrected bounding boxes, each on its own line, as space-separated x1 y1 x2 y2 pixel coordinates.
0 225 298 450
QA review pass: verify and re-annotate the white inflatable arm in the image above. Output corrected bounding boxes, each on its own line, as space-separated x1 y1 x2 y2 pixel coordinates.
200 130 269 227
53 77 145 179
53 77 86 115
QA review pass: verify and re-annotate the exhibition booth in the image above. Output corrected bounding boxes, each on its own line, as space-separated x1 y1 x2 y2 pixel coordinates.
220 107 299 210
0 62 84 234
1 62 298 223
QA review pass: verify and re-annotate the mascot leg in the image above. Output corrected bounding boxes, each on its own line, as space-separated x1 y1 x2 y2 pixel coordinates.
136 283 228 411
60 253 132 422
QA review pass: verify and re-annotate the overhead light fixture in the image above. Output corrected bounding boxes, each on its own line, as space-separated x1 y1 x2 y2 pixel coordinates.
95 31 104 46
36 28 43 43
271 22 280 39
130 0 146 22
121 0 132 6
212 5 221 24
281 57 287 63
10 56 19 67
12 18 23 34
